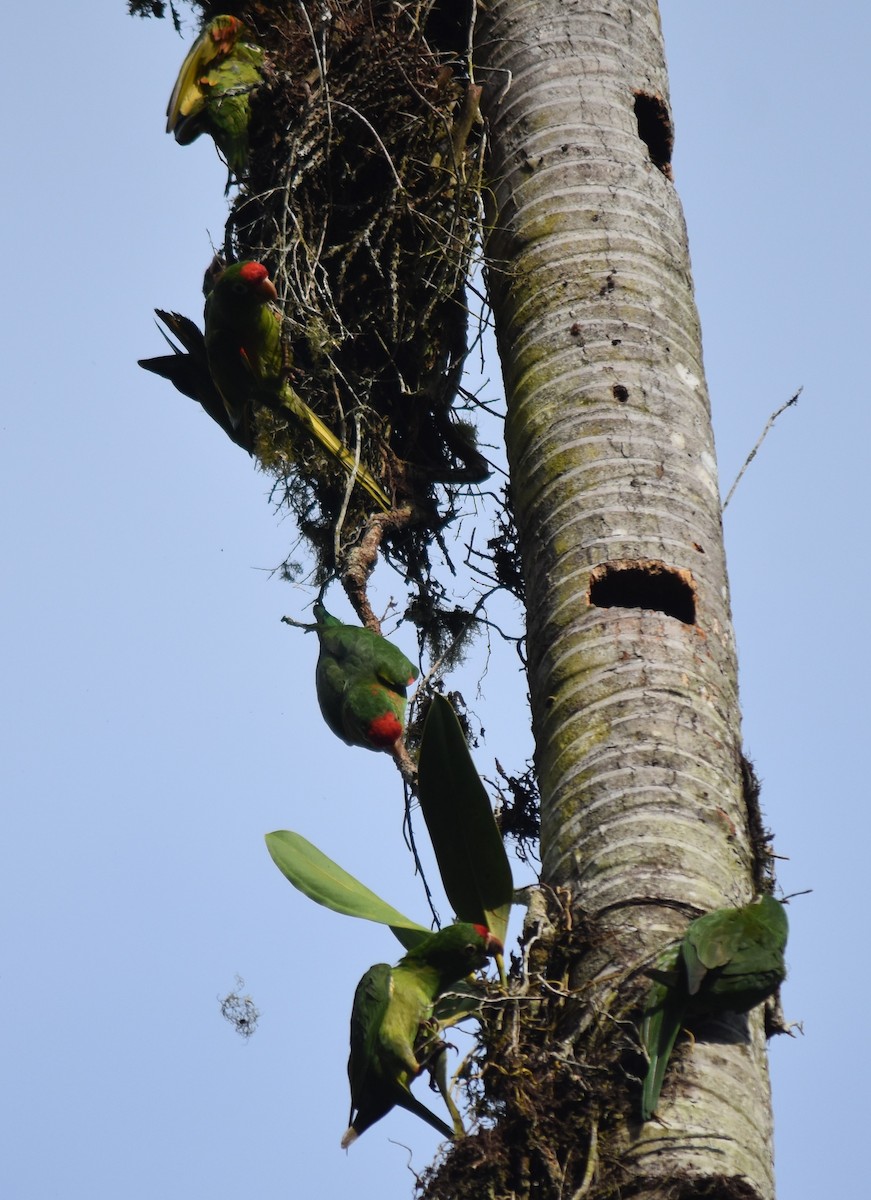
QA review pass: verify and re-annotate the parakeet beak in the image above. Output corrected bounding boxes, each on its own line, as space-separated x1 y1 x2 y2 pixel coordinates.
257 277 278 301
486 932 504 956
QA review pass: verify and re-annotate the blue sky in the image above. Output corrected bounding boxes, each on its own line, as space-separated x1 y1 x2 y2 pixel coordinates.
2 3 867 1197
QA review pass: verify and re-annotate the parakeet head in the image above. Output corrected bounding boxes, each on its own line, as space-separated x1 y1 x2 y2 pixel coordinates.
209 15 246 53
472 924 504 957
218 261 278 303
403 922 503 978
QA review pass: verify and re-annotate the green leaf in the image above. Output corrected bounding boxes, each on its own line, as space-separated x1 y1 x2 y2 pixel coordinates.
265 830 430 950
417 695 514 946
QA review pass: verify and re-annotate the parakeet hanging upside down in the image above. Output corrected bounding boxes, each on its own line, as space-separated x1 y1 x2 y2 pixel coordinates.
203 261 390 509
166 15 264 177
640 894 788 1121
311 602 418 752
342 922 503 1147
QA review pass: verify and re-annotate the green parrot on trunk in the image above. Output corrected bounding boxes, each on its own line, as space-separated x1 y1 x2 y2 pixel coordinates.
311 602 418 752
640 894 788 1121
138 309 253 453
204 262 391 509
342 922 503 1147
166 15 264 177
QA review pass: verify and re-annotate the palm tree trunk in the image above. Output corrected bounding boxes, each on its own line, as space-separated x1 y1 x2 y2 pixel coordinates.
421 2 777 1196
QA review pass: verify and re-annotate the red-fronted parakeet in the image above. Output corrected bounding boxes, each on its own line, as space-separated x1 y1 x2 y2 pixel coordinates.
342 922 503 1147
166 15 263 177
204 262 390 509
311 602 418 752
138 309 253 452
640 894 788 1121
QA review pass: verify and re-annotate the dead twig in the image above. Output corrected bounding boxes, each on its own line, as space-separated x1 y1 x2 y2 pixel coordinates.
722 387 802 511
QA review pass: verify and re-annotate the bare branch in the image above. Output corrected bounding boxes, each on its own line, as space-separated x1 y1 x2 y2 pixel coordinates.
722 387 803 511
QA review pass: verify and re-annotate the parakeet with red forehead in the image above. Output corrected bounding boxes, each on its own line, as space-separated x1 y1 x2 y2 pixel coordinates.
342 922 503 1147
203 261 390 508
166 15 263 177
310 602 418 752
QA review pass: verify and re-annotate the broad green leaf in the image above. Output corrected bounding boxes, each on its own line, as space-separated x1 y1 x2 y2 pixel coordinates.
417 695 514 947
265 830 430 950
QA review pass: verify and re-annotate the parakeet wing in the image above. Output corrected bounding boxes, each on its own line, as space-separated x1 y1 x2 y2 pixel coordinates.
682 912 741 995
373 638 419 689
347 964 393 1116
167 15 245 131
195 55 263 174
683 896 788 998
316 619 416 693
314 655 351 742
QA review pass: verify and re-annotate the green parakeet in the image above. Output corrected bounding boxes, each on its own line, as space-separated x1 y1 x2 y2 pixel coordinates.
311 602 418 752
342 922 503 1147
640 894 788 1121
138 309 253 452
204 262 391 509
166 15 263 177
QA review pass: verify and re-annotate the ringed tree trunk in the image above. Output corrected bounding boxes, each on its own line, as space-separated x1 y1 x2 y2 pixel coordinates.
423 2 778 1198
